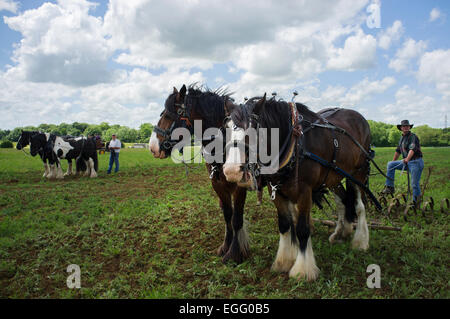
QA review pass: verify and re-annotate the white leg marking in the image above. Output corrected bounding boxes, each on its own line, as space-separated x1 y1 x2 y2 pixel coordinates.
352 189 369 251
329 194 353 244
43 163 49 178
83 160 90 177
47 164 56 179
64 162 72 176
56 163 64 179
272 231 297 273
89 158 97 178
289 237 320 281
236 220 250 256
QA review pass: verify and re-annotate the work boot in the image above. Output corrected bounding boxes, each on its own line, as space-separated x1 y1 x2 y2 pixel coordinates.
381 185 395 194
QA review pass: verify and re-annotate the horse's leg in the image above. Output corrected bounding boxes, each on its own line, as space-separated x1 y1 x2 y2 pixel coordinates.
289 186 320 281
83 156 91 177
89 158 97 178
223 187 249 264
55 160 64 179
329 184 353 244
272 198 297 273
212 181 233 257
43 160 49 178
47 158 56 179
352 187 369 250
65 159 72 176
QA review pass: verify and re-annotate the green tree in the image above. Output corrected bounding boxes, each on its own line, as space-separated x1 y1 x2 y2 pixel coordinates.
83 125 103 137
72 122 89 133
6 127 22 142
138 123 153 143
0 130 10 140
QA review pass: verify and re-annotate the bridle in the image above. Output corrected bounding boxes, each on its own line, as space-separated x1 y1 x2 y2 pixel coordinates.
224 99 303 189
153 95 194 154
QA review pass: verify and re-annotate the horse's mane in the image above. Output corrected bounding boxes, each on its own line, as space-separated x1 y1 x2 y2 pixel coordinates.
186 83 233 127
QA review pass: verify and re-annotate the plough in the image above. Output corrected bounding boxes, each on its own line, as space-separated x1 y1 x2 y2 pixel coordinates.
377 166 449 223
313 166 448 232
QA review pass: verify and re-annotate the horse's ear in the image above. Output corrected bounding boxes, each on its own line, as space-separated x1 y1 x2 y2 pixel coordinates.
253 93 266 115
224 100 236 116
180 84 187 98
173 87 178 94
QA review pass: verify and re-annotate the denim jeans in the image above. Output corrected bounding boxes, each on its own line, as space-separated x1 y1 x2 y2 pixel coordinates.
385 157 424 201
108 152 119 173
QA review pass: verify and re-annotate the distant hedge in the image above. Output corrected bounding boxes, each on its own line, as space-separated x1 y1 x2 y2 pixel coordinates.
0 140 13 148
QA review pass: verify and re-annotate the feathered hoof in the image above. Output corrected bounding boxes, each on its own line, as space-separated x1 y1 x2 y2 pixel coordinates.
222 245 248 264
328 233 343 244
217 243 229 257
351 239 369 251
289 264 320 282
271 259 295 273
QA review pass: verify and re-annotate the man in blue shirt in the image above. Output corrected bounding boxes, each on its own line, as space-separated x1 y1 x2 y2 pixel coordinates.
382 120 424 205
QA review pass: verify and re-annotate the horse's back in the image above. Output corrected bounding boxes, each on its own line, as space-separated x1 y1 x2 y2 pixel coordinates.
318 107 371 147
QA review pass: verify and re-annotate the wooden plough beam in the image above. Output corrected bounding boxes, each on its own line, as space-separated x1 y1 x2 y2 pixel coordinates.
312 218 401 231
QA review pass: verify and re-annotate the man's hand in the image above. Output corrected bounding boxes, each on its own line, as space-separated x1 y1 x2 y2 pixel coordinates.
402 158 409 164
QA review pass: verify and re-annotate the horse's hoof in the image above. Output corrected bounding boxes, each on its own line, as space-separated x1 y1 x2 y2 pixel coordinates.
217 244 229 257
222 249 245 264
271 260 295 273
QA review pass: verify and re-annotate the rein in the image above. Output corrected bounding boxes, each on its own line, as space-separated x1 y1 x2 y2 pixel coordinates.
17 138 31 156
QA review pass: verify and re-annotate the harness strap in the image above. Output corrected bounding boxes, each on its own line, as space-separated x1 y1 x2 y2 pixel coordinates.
303 151 382 211
278 102 301 170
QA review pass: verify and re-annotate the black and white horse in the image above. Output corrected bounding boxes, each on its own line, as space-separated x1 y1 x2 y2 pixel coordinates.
28 132 65 179
17 130 58 178
29 133 100 179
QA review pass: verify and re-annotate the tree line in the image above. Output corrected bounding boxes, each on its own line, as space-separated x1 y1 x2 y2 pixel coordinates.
0 120 448 147
0 122 153 144
368 120 449 147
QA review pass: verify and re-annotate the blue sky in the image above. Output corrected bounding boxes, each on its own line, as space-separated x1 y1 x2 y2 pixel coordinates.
0 0 448 129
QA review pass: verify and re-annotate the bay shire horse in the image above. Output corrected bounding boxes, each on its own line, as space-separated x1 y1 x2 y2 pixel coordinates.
223 94 376 281
30 133 100 178
149 85 254 263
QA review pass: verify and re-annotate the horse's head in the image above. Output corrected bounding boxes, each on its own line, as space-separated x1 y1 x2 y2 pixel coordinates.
30 133 47 157
94 136 105 149
17 130 36 150
149 85 189 158
223 94 266 189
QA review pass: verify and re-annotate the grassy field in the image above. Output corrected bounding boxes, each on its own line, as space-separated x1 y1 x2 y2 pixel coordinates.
0 146 449 298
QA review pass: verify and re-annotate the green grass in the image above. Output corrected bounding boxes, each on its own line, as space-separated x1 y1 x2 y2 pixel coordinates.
0 147 449 298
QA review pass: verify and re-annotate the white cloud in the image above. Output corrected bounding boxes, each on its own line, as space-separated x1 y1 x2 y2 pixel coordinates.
4 0 112 86
417 49 450 98
0 0 18 13
0 67 205 129
327 30 377 71
379 86 444 127
388 38 427 72
429 8 442 22
1 0 446 130
378 20 404 50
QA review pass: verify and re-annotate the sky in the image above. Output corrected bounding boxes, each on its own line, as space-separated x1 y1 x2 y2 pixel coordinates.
0 0 449 130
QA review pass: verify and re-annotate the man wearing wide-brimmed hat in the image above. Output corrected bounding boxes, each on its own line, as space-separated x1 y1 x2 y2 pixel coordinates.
381 120 424 205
